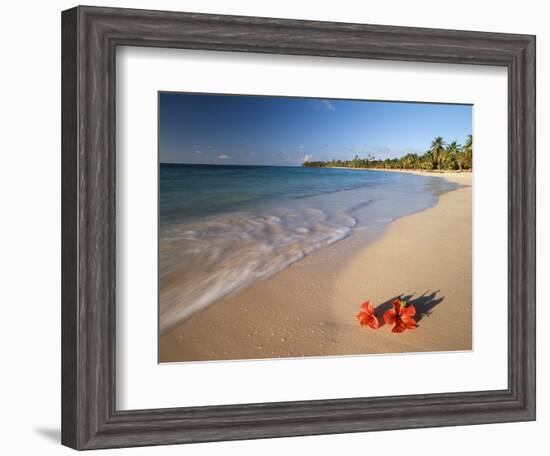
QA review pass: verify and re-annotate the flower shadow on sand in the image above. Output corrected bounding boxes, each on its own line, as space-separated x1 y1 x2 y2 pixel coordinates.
374 290 445 328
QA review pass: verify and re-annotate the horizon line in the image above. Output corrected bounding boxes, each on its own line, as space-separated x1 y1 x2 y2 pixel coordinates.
160 162 303 167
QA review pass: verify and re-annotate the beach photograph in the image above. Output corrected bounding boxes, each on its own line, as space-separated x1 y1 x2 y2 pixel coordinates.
158 93 472 363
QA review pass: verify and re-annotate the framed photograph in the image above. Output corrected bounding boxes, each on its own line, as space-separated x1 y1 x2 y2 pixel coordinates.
61 5 535 450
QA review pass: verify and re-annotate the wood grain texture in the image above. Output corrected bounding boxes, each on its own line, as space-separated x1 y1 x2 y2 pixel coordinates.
61 5 536 450
61 7 78 449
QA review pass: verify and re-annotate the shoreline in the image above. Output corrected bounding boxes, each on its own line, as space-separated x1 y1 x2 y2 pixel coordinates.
160 173 472 362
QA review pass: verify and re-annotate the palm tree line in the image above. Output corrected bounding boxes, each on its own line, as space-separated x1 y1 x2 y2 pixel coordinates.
302 135 472 171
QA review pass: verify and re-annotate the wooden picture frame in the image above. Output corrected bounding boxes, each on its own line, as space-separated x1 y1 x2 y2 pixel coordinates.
61 5 536 450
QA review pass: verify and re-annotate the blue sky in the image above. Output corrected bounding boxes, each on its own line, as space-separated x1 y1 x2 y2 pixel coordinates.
159 92 472 166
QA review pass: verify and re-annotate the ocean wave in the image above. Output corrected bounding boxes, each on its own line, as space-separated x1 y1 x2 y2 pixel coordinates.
159 207 356 335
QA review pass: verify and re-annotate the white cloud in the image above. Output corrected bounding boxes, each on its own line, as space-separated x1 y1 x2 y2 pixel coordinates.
320 100 335 111
217 154 231 160
298 145 304 150
195 150 202 155
304 154 313 162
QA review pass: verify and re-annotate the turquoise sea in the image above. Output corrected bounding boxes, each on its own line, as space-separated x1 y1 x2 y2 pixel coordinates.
159 164 457 334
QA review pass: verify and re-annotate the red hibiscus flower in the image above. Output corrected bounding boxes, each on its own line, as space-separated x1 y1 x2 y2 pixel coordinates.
357 300 379 329
384 299 417 333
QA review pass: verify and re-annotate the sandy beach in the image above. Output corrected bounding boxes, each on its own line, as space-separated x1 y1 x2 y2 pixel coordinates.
160 172 472 362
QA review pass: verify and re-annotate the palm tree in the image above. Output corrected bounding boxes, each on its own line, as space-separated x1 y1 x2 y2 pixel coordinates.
301 135 473 171
443 140 460 170
463 134 473 170
464 134 472 152
401 153 418 169
429 136 446 170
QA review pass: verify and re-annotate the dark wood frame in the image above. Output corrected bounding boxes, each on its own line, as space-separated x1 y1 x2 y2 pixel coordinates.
61 5 536 450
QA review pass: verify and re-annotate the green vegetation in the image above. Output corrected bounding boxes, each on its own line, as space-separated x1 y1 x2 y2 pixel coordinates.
302 135 472 171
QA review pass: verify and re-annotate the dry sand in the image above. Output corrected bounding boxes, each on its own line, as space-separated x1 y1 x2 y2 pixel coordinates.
160 172 472 362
